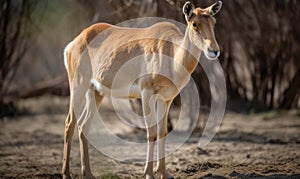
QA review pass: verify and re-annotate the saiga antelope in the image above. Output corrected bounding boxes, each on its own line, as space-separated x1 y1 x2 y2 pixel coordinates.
62 1 222 179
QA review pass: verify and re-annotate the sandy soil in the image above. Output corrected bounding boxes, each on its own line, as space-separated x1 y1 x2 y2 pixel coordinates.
0 96 300 178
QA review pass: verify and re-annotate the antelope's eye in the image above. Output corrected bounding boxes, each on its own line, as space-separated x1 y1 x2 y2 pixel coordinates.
192 22 198 29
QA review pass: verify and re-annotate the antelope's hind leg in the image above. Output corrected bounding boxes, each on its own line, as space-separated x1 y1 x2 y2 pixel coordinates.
77 89 104 179
62 106 76 179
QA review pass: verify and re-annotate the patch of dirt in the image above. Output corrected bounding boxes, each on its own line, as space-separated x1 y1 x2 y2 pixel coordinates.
183 162 222 174
0 96 300 178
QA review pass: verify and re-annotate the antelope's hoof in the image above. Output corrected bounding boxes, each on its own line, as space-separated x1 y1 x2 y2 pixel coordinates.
145 174 156 179
162 176 174 179
83 172 96 179
62 174 71 179
158 170 174 179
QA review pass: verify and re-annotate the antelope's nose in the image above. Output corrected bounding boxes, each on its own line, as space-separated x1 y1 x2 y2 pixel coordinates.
208 48 220 58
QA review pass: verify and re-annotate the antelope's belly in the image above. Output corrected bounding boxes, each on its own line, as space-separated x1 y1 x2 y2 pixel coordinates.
91 79 141 98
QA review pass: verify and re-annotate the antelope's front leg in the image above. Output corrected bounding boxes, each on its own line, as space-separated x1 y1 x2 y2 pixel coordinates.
142 89 157 179
156 99 173 179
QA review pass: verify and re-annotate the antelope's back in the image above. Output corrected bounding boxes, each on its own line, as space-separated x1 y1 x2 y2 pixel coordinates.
66 22 183 88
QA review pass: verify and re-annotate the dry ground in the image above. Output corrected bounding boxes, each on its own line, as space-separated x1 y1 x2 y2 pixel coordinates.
0 96 300 178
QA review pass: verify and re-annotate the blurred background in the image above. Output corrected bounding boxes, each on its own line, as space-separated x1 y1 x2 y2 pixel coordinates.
1 0 299 117
1 0 300 178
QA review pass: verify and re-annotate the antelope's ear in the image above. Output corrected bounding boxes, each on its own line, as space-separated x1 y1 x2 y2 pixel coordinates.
208 1 222 16
183 1 195 21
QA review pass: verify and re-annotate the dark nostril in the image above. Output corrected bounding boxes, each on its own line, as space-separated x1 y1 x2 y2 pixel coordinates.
214 50 220 56
208 49 220 56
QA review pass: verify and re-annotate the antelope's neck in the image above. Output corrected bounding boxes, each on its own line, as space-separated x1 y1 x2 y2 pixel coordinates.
174 29 201 74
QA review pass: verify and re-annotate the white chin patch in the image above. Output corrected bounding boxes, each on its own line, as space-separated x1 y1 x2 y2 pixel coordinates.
205 52 218 61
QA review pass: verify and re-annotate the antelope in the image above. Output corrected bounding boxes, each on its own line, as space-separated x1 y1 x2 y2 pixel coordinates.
62 1 222 179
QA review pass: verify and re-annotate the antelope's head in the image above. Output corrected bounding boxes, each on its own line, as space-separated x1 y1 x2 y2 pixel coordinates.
183 1 222 60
